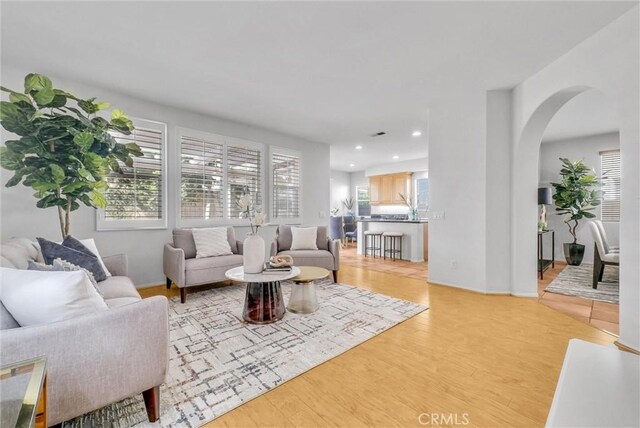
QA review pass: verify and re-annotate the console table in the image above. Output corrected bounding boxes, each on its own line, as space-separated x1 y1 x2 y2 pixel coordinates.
538 229 555 279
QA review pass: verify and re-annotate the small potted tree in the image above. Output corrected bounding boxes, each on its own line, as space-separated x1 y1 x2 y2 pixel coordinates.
551 158 602 266
0 73 141 238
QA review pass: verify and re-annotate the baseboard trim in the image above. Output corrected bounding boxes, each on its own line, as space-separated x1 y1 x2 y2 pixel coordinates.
426 280 512 296
614 340 640 355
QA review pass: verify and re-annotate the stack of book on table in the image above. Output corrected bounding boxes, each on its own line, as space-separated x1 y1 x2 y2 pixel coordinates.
263 263 292 273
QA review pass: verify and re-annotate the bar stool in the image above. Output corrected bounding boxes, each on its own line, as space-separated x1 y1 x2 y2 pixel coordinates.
383 232 403 261
364 230 383 258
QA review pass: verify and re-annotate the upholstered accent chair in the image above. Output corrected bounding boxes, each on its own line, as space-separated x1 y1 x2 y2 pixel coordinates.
163 227 244 303
0 238 168 425
270 225 340 282
588 221 620 289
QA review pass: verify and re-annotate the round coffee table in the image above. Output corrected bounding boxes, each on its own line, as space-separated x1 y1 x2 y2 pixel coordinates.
288 266 330 314
225 266 300 324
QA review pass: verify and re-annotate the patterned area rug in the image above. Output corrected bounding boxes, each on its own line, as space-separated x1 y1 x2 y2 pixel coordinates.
545 263 619 303
63 279 426 428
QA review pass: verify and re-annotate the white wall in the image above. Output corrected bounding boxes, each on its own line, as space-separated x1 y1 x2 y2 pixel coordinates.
539 132 620 262
0 66 331 287
330 170 350 215
507 7 639 350
365 157 428 177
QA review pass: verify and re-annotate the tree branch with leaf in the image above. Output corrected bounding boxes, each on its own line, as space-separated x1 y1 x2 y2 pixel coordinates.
0 73 142 238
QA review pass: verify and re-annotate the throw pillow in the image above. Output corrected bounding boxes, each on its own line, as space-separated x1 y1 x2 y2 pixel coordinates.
0 267 108 327
37 237 107 282
27 259 100 290
62 236 112 277
290 226 319 250
191 227 233 258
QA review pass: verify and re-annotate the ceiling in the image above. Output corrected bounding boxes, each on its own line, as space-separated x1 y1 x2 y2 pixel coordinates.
1 1 635 171
542 90 619 143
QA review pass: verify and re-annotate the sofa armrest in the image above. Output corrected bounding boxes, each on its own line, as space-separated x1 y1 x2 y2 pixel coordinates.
0 296 169 425
270 240 278 257
163 243 186 287
329 238 340 270
236 240 244 255
102 253 128 277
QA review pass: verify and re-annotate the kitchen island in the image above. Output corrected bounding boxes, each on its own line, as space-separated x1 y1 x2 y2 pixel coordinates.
356 219 428 262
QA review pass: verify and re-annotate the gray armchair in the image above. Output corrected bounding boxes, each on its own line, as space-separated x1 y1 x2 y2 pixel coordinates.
270 225 340 282
164 227 244 303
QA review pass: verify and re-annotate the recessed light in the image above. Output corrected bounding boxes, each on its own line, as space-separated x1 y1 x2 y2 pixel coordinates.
412 131 422 137
392 155 399 160
349 163 355 167
355 145 363 150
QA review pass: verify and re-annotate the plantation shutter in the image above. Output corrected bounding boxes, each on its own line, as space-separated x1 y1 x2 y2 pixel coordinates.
105 122 164 221
180 134 224 220
600 150 621 222
272 151 301 219
227 144 262 219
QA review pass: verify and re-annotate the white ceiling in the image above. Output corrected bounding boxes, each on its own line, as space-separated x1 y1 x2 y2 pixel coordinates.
1 1 635 171
542 90 619 143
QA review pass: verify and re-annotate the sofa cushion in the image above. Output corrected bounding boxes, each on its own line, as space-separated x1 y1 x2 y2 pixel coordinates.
185 254 243 286
104 296 141 309
0 238 39 270
291 226 319 250
37 238 107 282
277 225 329 252
62 236 112 277
277 250 336 271
96 276 140 300
173 227 238 259
192 227 233 258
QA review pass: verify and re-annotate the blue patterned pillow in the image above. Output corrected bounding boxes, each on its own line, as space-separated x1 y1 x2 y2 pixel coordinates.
36 237 107 282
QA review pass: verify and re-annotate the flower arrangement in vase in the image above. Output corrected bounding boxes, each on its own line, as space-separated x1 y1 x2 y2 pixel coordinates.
237 194 268 273
399 193 419 220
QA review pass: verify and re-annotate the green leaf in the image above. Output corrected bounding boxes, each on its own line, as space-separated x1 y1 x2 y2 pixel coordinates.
32 87 55 106
32 181 58 192
89 190 107 208
0 101 19 121
78 168 95 182
46 93 67 108
49 164 65 184
73 132 94 150
62 181 86 193
24 74 53 93
0 149 24 170
95 102 110 111
78 98 101 114
8 91 32 104
111 109 134 132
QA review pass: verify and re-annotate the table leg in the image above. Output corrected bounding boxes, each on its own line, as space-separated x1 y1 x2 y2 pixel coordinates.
243 281 286 324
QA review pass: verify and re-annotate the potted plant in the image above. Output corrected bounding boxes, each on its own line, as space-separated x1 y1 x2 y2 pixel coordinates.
342 197 355 218
551 158 602 266
237 193 268 273
399 193 418 220
0 73 141 238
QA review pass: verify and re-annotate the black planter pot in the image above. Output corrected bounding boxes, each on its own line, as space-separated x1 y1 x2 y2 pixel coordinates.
563 243 585 266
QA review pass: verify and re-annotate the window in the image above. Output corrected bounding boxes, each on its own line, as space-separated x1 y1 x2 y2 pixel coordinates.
600 149 621 222
356 186 371 216
97 118 167 230
178 128 264 226
415 178 429 209
271 148 301 222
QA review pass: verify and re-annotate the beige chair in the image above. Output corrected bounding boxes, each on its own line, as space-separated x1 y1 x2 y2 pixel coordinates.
588 221 619 289
594 220 619 253
270 225 340 282
163 227 244 303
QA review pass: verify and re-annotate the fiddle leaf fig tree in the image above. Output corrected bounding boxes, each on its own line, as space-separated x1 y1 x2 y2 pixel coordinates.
0 73 142 238
551 158 602 244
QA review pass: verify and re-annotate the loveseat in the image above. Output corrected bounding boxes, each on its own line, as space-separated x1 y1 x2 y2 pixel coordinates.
270 225 340 282
163 227 244 303
0 238 169 426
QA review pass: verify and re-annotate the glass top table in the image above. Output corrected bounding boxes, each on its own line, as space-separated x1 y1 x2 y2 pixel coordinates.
0 357 47 428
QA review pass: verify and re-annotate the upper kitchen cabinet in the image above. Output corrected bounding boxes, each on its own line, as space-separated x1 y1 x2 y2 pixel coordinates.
369 172 412 205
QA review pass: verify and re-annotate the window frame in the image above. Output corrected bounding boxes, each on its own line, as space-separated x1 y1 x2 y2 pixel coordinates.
96 117 168 231
269 146 302 225
356 185 371 217
176 127 265 228
600 149 621 223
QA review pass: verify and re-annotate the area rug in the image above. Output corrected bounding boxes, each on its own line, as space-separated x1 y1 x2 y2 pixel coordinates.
63 279 427 428
545 263 619 303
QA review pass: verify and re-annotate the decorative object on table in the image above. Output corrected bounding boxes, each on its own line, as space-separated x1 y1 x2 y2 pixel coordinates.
537 187 553 232
545 263 619 303
399 193 419 220
330 206 340 216
551 158 602 266
288 266 330 314
342 197 355 217
0 357 48 428
0 73 142 239
61 279 427 428
269 255 293 268
237 193 268 274
588 221 619 289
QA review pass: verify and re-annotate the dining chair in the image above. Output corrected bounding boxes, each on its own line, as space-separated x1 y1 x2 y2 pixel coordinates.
588 221 619 289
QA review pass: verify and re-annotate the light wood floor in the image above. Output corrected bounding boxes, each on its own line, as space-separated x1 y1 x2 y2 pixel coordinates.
141 263 618 427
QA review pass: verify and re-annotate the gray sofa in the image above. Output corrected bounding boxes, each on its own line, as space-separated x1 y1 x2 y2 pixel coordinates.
0 238 168 426
270 225 340 282
163 227 244 303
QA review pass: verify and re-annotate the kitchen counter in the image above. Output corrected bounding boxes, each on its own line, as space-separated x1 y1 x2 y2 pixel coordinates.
356 220 428 262
357 219 428 224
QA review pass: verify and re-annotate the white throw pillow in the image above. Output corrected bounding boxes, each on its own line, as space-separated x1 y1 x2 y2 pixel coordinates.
0 267 108 327
192 227 233 258
290 226 318 250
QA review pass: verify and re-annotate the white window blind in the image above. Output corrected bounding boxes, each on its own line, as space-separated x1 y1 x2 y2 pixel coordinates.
272 150 301 220
600 150 621 222
180 134 224 220
228 145 262 219
99 119 167 230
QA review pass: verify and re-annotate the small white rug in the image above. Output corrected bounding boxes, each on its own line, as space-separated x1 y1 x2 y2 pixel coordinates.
63 279 427 428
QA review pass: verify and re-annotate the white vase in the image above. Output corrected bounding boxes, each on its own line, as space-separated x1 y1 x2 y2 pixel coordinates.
243 233 265 273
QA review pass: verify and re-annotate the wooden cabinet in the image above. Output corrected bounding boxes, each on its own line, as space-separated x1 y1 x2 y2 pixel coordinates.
369 172 412 205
